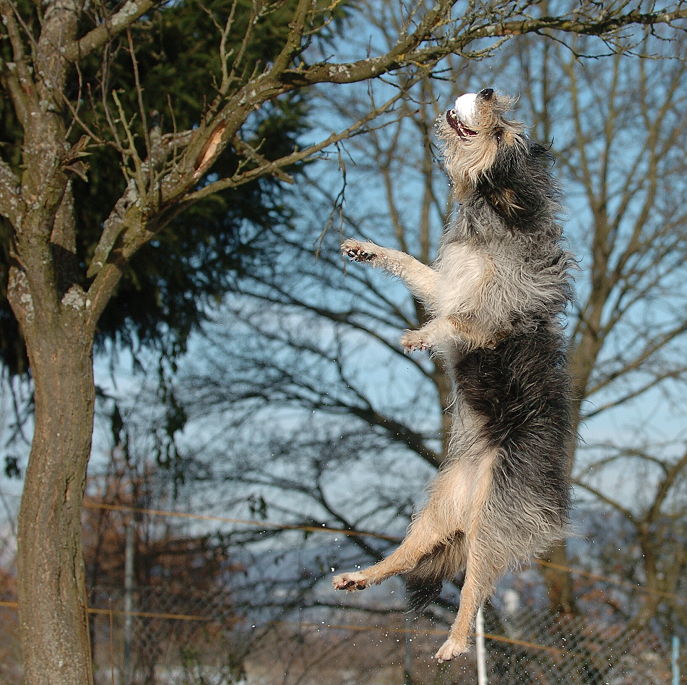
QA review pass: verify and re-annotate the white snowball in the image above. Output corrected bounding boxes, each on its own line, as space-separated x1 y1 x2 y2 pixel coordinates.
454 93 478 128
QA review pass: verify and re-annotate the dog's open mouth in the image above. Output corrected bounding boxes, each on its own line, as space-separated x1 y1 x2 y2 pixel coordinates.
446 109 477 139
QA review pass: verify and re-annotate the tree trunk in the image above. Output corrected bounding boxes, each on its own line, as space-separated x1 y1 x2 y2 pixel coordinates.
539 348 590 616
16 325 95 684
541 541 577 614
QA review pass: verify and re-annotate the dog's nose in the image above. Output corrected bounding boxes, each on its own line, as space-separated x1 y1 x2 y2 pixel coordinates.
478 88 494 100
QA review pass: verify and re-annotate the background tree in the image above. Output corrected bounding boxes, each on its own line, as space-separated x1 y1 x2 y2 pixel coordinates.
172 25 687 653
1 0 687 681
515 33 687 627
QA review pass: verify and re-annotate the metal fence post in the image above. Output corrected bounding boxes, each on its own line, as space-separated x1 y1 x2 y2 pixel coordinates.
476 605 488 685
672 635 680 685
123 518 135 685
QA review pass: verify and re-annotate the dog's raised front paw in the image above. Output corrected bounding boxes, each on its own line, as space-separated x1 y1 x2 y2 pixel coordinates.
332 570 369 592
434 637 469 663
341 239 378 263
400 330 430 353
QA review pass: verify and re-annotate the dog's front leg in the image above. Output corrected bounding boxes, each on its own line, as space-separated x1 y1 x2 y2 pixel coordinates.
400 318 455 352
401 315 505 353
341 238 438 307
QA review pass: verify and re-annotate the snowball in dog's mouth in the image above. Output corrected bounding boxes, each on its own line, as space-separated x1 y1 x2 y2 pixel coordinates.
446 109 477 138
446 92 479 138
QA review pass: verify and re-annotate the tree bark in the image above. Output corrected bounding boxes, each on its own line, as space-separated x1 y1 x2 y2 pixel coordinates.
541 541 577 614
15 320 95 684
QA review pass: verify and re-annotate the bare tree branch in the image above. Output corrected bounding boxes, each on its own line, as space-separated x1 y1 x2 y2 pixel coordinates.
573 479 639 526
63 0 165 62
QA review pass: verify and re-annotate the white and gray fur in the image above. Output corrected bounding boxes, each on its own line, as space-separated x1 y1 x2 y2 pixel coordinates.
333 88 575 662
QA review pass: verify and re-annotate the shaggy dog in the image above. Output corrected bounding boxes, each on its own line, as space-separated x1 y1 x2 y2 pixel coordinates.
333 88 575 662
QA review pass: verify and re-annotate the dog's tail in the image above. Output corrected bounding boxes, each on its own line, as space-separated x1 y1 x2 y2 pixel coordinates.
405 534 466 612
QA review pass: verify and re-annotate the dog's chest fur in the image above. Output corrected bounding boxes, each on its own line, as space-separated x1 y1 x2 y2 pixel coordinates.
433 241 489 319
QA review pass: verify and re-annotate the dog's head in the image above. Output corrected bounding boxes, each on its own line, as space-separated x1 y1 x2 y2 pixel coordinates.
437 88 525 199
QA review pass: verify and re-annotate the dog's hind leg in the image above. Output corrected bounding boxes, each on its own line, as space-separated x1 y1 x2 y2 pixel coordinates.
434 447 504 661
406 532 469 611
333 448 487 594
434 538 505 661
332 507 453 592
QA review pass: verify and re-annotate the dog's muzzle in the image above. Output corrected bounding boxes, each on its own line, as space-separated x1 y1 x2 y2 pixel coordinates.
446 109 477 139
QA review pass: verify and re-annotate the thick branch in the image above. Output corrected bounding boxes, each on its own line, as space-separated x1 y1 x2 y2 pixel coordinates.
0 159 22 223
646 449 687 523
183 85 414 202
63 0 163 62
280 8 687 88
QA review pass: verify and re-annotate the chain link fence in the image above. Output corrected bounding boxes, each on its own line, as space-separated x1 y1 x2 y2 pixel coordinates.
1 494 685 684
3 585 682 684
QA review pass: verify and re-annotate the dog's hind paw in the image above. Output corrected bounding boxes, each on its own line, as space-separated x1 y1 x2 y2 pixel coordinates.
434 638 469 663
332 571 369 591
341 239 378 263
